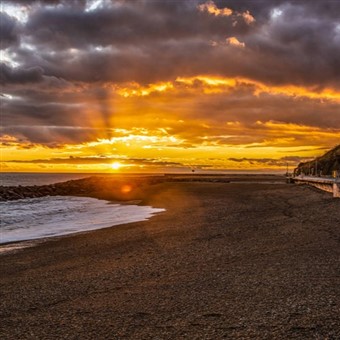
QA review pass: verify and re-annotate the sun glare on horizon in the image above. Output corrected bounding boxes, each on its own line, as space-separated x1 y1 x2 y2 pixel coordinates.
111 162 122 171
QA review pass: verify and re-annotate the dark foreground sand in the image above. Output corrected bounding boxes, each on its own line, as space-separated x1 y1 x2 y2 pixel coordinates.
1 177 340 339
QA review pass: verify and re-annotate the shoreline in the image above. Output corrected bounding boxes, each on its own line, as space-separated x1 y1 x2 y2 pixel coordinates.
0 195 165 251
0 174 285 251
1 177 339 338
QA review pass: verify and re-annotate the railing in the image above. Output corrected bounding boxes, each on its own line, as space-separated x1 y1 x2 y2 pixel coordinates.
291 175 340 198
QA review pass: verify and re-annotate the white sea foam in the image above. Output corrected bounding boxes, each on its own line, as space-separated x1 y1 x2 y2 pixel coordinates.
0 196 165 245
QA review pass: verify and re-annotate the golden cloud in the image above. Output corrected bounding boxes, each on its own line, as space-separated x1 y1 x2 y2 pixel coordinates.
198 1 233 17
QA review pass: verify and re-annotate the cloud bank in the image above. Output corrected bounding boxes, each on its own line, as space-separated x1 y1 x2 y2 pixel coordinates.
1 0 339 170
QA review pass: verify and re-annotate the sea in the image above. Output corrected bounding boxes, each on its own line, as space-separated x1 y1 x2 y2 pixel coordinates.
0 173 165 249
1 172 101 186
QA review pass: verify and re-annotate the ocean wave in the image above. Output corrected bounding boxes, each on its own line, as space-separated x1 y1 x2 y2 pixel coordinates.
0 196 165 244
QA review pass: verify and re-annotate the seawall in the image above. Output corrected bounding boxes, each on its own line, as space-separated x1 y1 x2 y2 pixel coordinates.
292 176 340 198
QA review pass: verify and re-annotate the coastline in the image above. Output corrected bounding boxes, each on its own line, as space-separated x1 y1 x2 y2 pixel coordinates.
0 196 165 248
1 177 339 338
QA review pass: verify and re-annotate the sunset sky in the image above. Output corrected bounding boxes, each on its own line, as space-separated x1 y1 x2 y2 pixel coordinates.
1 0 340 173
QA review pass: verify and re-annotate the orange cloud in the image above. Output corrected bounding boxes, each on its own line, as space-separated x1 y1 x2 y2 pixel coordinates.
198 1 233 17
111 75 340 102
226 37 246 48
239 10 255 25
114 81 174 97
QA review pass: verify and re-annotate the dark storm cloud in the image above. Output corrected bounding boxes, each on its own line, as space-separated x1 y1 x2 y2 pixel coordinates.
215 0 340 21
186 90 340 129
24 2 206 48
2 0 65 5
0 63 44 84
0 12 20 49
1 0 340 147
1 125 98 145
3 0 340 87
13 1 243 84
0 77 107 128
1 100 85 126
243 2 340 88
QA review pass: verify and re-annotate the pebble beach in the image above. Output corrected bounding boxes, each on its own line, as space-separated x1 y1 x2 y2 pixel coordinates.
1 175 339 339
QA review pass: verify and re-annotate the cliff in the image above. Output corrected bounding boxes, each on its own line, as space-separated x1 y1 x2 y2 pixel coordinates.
295 145 340 176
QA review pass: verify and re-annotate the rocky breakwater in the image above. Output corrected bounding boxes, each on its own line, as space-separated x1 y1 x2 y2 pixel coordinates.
0 176 166 202
1 178 93 201
1 174 287 202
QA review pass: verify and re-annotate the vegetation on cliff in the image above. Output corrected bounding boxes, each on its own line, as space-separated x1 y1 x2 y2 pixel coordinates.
295 145 340 176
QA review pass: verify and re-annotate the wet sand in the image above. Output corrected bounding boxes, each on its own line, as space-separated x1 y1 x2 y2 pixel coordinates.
1 177 340 339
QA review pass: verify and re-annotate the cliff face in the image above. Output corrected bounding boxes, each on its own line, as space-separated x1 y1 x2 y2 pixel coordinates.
295 145 340 176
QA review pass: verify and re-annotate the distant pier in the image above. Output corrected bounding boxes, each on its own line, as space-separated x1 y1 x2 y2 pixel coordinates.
291 176 340 198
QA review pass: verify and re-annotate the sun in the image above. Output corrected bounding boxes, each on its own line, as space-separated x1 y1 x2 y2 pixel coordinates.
111 162 122 170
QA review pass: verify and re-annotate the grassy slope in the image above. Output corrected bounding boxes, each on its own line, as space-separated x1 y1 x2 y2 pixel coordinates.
295 145 340 176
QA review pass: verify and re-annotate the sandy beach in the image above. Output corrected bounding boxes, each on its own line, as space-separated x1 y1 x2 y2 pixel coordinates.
1 176 339 339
